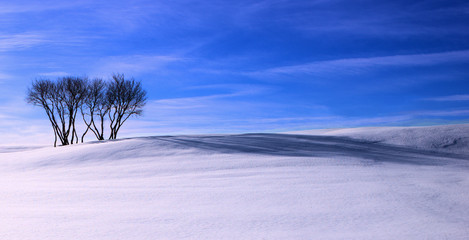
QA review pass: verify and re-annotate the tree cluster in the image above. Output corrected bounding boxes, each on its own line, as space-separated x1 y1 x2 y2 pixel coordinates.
27 74 147 147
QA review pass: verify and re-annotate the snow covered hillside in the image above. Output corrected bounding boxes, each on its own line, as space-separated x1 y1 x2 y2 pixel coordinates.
1 125 469 239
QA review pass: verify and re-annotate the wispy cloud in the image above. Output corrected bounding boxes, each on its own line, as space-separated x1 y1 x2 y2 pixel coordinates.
424 95 469 101
37 72 71 77
298 7 469 36
0 1 84 14
0 98 53 145
0 72 12 81
0 33 48 52
251 50 469 76
149 84 270 110
246 1 469 37
89 1 168 32
411 109 469 117
0 31 98 53
91 55 185 76
150 94 234 110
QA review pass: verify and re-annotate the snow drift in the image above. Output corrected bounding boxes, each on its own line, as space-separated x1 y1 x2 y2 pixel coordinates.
0 124 468 239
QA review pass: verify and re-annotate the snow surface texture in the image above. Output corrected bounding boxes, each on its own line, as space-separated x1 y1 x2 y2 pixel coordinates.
290 124 469 154
1 125 469 239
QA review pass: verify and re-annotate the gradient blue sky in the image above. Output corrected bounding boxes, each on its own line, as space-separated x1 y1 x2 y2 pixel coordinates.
1 0 469 144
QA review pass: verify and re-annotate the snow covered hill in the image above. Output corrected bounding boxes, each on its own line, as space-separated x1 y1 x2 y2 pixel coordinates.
1 125 469 239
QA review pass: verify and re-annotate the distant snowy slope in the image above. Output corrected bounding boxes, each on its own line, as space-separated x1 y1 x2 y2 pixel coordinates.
289 124 469 154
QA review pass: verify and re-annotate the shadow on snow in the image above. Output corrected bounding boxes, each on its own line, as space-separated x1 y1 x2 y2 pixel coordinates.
147 133 468 166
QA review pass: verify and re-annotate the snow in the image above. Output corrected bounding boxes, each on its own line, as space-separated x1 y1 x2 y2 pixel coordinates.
1 125 469 239
289 124 469 154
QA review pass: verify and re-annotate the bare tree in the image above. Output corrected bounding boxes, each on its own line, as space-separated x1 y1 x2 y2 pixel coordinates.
107 74 147 140
27 79 62 147
54 77 88 145
27 77 88 146
27 74 147 146
81 78 109 142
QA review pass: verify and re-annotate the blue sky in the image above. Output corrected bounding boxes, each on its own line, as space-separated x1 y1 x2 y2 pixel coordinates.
1 0 469 144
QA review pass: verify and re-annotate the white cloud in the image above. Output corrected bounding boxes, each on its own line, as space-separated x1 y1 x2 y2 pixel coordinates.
0 31 94 53
147 85 268 111
0 33 48 52
412 109 469 117
425 95 469 101
91 55 184 76
0 1 83 14
251 50 469 76
0 72 11 81
37 72 71 77
0 100 53 145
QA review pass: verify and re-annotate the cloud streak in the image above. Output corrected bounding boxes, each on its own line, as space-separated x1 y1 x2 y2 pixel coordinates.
0 33 48 52
0 1 84 14
425 95 469 101
411 109 469 117
37 72 72 77
252 50 469 76
91 55 185 76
